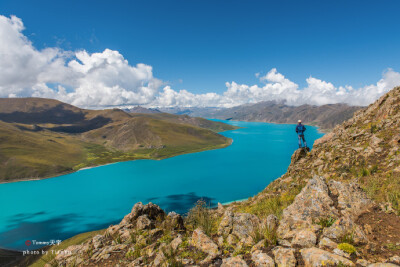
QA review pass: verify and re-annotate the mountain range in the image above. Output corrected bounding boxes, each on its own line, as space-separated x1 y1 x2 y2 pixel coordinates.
160 102 363 132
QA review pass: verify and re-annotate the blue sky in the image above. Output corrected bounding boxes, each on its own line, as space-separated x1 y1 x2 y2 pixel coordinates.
0 0 400 108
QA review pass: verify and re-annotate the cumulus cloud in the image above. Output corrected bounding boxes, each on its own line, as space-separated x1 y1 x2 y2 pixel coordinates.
153 68 400 108
0 15 161 108
1 15 399 109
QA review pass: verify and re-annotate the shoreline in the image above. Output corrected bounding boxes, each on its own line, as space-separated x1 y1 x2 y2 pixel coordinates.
0 138 234 185
215 118 328 134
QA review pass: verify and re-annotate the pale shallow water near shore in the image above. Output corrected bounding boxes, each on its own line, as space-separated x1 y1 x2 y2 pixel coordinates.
0 120 323 250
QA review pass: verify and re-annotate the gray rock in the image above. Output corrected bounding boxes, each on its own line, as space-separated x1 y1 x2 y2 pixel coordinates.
191 228 219 257
221 256 248 267
367 264 400 267
218 211 261 240
122 202 165 224
328 180 375 220
170 236 182 251
291 229 317 248
266 214 279 231
322 216 368 245
300 247 355 266
318 237 338 250
277 176 338 239
272 246 296 267
388 256 400 264
92 234 105 249
251 250 275 267
136 214 153 230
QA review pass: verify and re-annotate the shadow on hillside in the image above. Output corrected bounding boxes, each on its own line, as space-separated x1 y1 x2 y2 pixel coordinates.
0 104 112 133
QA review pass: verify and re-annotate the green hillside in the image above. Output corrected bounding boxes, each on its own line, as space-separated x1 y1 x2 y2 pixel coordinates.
0 98 236 182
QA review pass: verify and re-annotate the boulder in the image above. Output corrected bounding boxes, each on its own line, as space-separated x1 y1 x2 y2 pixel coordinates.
388 256 400 264
356 259 371 266
170 236 182 251
191 228 219 257
291 148 308 164
136 214 153 230
251 250 275 267
328 180 375 219
300 247 355 266
367 264 400 267
92 234 105 249
322 216 368 245
218 211 260 240
163 211 185 231
291 229 317 248
121 202 165 225
318 237 338 250
272 246 296 267
277 176 338 239
221 256 248 267
266 214 279 231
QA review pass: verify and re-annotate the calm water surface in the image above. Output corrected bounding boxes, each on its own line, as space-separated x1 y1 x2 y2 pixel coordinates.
0 120 323 250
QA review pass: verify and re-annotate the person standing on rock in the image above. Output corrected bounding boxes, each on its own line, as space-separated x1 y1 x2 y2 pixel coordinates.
296 120 307 149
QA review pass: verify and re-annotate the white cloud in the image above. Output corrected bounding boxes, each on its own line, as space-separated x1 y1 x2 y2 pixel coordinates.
152 68 400 108
1 15 399 109
0 15 161 108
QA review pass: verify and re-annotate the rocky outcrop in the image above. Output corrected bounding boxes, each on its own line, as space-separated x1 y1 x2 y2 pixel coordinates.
301 247 355 266
277 176 338 239
218 210 260 242
191 228 219 257
251 250 275 267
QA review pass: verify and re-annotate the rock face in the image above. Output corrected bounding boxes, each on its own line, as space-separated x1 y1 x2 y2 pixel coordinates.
218 210 260 241
328 180 374 219
191 228 219 257
251 250 275 267
272 247 297 267
301 247 355 266
121 202 165 225
322 216 368 245
277 176 338 239
221 256 249 267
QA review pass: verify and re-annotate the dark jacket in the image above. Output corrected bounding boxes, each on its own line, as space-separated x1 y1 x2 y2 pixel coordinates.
296 123 306 135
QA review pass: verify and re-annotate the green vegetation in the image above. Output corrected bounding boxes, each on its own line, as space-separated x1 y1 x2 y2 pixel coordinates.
337 243 356 254
316 217 336 228
341 231 355 245
361 172 400 215
250 223 277 246
236 187 301 219
186 200 218 236
29 229 105 267
0 98 235 182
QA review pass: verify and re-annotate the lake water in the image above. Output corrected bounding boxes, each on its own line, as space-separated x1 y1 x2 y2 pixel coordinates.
0 120 323 250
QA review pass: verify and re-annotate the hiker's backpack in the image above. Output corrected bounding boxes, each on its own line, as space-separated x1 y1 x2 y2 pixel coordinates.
297 124 305 134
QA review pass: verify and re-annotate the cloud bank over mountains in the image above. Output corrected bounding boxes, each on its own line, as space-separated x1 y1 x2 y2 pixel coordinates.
1 15 399 109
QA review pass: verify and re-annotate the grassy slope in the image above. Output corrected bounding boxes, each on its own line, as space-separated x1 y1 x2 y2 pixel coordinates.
25 229 105 267
0 98 236 182
234 87 400 219
0 121 86 182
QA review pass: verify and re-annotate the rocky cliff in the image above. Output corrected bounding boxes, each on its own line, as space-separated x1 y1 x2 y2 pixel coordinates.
40 87 400 266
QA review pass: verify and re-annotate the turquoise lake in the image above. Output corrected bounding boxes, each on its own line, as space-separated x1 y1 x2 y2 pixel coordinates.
0 120 323 250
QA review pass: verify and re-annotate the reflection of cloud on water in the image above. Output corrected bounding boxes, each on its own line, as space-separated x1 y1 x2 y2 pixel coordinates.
146 192 215 214
7 211 47 224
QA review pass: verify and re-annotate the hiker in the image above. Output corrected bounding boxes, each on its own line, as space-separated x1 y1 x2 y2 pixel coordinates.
296 120 307 148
